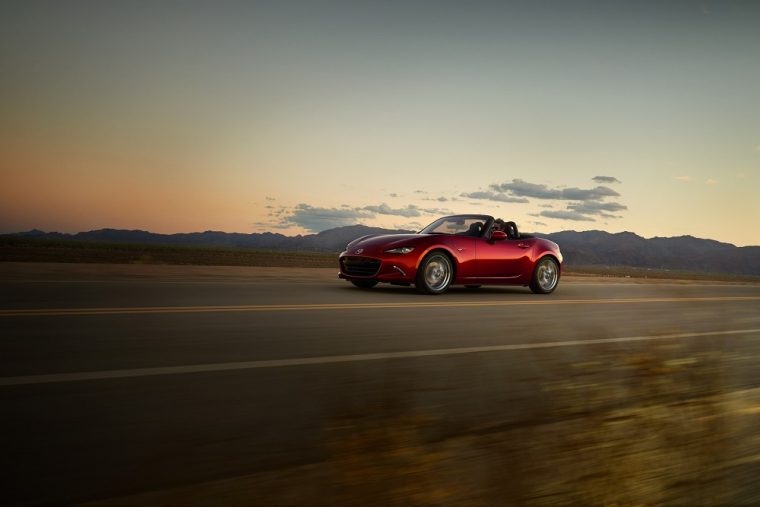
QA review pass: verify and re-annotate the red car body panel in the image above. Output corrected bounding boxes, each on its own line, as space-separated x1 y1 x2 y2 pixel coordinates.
338 215 562 289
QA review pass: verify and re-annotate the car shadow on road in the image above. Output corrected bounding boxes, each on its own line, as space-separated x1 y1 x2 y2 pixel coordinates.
330 283 533 298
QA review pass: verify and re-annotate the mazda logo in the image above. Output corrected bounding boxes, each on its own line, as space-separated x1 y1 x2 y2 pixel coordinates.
355 248 363 254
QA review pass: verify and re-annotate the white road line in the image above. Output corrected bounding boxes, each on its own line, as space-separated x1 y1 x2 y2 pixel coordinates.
2 295 759 317
2 328 759 387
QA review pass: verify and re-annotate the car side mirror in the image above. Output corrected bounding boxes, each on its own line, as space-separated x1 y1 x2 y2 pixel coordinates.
491 230 507 241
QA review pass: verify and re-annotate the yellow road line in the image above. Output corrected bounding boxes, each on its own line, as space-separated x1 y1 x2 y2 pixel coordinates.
1 296 759 317
2 327 760 386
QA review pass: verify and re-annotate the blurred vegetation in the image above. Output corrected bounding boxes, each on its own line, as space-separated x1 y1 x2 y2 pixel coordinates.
318 341 744 506
86 339 760 506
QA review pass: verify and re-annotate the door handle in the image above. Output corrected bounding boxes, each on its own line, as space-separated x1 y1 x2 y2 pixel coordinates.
517 242 530 249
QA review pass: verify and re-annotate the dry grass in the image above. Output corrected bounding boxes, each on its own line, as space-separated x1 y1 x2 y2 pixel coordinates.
0 236 335 268
83 339 760 506
313 342 741 506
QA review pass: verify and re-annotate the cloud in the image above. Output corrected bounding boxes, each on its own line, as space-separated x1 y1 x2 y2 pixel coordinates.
457 177 628 223
567 201 627 216
418 205 453 215
705 178 718 185
531 221 548 227
457 177 628 222
490 179 619 201
252 220 291 230
266 205 289 217
562 186 620 200
388 193 399 198
265 196 276 201
490 180 559 199
592 176 621 184
284 204 373 232
396 221 423 231
530 201 626 222
460 191 529 203
279 201 452 232
674 175 691 182
539 210 595 222
362 203 422 217
362 203 451 217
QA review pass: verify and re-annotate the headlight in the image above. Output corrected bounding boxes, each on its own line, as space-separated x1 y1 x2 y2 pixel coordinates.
385 246 415 254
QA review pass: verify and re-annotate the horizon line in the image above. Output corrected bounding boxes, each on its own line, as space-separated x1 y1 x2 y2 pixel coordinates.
2 225 757 248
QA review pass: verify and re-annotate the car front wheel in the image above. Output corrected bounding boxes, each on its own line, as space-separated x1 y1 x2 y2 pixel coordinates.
416 252 453 295
530 257 559 294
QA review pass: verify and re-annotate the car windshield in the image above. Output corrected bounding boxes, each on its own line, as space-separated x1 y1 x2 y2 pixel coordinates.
420 216 488 236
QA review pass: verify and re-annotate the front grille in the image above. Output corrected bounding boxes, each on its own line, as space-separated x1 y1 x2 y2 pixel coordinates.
341 256 381 277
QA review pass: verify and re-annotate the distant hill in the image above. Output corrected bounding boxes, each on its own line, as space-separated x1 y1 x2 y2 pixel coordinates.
538 230 760 276
7 226 760 276
10 225 413 252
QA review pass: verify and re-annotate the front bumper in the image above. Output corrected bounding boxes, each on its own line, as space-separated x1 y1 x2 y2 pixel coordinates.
338 253 416 283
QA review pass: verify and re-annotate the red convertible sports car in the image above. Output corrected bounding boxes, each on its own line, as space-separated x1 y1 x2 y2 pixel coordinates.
338 214 563 295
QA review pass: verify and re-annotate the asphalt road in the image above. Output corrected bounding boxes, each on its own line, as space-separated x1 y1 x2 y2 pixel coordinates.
2 263 760 506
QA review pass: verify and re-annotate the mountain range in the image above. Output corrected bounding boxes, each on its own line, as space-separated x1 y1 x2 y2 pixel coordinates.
9 226 760 276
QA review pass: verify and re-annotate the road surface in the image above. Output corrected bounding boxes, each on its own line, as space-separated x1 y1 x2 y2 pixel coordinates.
2 263 760 505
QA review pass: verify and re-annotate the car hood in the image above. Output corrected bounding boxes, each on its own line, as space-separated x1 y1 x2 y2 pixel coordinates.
345 234 421 253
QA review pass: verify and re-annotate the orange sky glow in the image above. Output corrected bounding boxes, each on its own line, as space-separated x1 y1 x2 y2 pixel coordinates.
1 2 759 245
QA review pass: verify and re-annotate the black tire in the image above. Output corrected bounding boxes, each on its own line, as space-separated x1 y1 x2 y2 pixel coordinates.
464 285 482 289
351 280 378 289
529 257 560 294
416 252 454 295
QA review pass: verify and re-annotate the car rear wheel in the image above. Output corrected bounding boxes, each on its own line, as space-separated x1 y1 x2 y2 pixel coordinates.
351 280 378 289
416 252 453 295
530 257 559 294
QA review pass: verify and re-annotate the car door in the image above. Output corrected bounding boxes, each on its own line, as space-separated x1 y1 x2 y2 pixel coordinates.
446 235 479 279
476 236 534 279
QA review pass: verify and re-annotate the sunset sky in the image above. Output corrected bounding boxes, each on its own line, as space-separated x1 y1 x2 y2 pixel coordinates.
1 1 759 245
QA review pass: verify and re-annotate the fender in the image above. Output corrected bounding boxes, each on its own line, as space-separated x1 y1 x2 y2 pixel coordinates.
414 244 462 271
413 242 479 281
535 252 563 275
